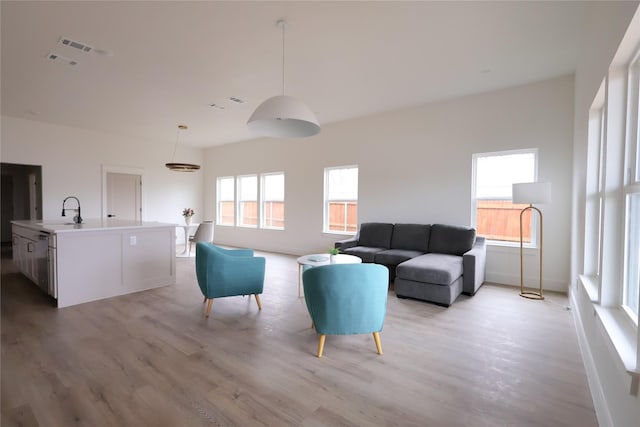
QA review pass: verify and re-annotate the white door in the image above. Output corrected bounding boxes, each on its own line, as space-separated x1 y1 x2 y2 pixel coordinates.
106 172 142 221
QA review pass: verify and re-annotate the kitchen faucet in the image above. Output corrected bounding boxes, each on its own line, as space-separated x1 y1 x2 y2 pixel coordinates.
61 196 82 224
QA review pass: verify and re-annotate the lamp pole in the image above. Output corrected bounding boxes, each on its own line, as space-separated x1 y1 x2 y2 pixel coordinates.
519 204 544 300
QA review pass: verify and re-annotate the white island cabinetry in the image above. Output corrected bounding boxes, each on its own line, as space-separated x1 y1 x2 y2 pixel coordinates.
11 220 176 308
12 225 46 287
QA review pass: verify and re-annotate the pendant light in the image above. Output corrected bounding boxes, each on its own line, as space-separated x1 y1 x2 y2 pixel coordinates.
165 125 200 172
247 19 320 138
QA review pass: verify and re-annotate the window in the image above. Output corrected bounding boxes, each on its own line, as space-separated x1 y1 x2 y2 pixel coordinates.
472 150 537 244
578 11 640 386
623 192 640 320
324 166 358 234
217 172 286 231
584 99 607 282
216 177 235 226
634 57 640 183
261 173 285 229
596 107 606 278
622 54 640 322
237 175 257 227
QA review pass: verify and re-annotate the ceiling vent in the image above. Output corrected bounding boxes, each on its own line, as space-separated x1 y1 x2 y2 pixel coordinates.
58 36 93 53
47 53 78 66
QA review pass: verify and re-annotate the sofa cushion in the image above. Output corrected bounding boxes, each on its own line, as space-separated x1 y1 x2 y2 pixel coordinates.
396 253 463 286
428 224 476 256
374 249 425 267
342 246 386 263
390 223 431 252
395 276 463 307
358 223 394 249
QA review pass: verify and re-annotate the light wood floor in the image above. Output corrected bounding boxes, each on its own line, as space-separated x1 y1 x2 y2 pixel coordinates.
1 246 597 426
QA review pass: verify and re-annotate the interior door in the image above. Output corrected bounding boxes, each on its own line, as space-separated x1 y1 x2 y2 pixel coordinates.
106 172 142 221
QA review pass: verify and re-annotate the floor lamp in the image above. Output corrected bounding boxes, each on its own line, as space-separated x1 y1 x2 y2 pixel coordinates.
512 182 551 300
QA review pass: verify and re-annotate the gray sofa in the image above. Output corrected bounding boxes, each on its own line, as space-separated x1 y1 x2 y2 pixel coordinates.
335 222 486 306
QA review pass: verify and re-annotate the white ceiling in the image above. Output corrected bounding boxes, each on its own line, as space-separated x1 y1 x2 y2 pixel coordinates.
1 1 588 148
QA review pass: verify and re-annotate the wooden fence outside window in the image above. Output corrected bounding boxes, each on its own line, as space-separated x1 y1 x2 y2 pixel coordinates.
328 201 358 233
476 200 531 243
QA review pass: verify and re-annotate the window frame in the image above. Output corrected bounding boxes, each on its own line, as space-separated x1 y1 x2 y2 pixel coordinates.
216 176 235 227
323 165 358 235
236 174 258 228
584 93 607 292
622 188 640 323
260 172 285 230
621 52 640 324
471 148 539 247
578 8 640 383
596 107 607 280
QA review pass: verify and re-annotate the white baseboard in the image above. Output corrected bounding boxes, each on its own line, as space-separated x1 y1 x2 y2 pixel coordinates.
486 272 567 292
570 287 613 427
213 239 304 256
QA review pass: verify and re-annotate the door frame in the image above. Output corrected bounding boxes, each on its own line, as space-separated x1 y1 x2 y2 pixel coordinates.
101 165 144 221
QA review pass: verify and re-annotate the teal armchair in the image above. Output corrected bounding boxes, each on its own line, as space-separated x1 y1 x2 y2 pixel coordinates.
195 243 265 317
302 263 389 357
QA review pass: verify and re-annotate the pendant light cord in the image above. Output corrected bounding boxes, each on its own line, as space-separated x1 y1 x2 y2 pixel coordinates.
171 125 187 162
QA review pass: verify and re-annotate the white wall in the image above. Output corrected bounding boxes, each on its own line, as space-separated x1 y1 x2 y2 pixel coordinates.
0 117 205 239
570 2 640 427
204 75 574 292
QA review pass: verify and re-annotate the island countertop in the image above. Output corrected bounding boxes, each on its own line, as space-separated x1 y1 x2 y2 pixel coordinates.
11 219 177 308
11 219 178 233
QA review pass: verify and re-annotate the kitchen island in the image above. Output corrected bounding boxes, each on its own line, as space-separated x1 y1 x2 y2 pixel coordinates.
11 219 176 308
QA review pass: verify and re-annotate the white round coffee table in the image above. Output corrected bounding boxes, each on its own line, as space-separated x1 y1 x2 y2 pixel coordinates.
296 253 362 297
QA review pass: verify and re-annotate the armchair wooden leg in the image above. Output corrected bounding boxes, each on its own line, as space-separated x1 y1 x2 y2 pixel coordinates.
205 299 213 317
317 334 326 358
373 332 383 355
254 294 262 310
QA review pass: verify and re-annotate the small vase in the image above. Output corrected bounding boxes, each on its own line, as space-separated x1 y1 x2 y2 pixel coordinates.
330 254 336 264
185 216 192 226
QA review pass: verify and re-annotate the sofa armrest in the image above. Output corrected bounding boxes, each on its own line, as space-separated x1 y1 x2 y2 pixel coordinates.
462 237 487 295
335 237 358 250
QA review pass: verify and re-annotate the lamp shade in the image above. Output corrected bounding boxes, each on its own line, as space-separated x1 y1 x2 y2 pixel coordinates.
247 95 320 138
165 162 200 172
512 182 552 204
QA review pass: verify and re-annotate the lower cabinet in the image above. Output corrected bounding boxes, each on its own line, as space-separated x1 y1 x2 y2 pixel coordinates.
12 226 49 295
12 232 38 284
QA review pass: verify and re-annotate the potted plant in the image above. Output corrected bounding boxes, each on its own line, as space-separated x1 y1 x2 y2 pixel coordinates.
328 247 340 263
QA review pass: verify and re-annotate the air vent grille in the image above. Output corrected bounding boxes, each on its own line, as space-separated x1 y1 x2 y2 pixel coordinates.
47 53 78 66
58 36 93 53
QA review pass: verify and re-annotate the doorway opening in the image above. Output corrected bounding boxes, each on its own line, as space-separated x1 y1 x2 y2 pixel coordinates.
1 162 43 245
